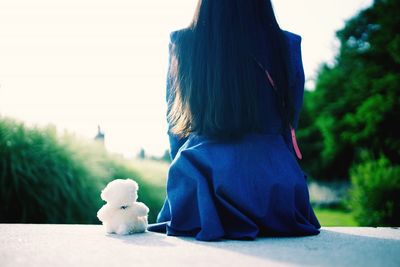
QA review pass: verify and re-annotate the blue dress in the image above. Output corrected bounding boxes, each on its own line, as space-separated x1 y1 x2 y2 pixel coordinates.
148 29 321 241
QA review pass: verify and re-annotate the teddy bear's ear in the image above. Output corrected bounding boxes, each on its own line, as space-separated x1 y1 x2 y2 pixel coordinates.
126 179 139 191
100 187 109 201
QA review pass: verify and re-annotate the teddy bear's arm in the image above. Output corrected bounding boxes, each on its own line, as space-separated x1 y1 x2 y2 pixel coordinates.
133 202 149 217
97 205 110 222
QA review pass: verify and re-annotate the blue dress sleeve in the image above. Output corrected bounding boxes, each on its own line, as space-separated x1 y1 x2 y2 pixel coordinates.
286 32 305 130
166 31 188 160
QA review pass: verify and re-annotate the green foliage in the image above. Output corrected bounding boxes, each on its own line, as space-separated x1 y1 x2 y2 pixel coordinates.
298 0 400 180
349 154 400 226
297 91 324 175
0 117 164 224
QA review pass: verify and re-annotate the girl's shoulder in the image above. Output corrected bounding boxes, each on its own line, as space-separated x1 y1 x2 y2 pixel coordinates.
170 28 303 45
169 28 191 44
282 30 304 75
282 30 302 48
170 30 181 43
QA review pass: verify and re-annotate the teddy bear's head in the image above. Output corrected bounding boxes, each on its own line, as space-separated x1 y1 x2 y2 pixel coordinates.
100 178 139 207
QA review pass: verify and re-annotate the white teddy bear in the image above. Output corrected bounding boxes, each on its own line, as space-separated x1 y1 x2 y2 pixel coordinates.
97 179 149 235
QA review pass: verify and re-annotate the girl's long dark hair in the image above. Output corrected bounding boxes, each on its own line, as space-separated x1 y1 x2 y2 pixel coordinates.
168 0 293 140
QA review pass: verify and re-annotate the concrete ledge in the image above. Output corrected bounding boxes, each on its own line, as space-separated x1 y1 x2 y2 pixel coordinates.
1 224 399 267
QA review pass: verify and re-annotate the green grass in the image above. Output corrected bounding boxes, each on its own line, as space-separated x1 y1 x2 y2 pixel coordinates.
314 208 358 226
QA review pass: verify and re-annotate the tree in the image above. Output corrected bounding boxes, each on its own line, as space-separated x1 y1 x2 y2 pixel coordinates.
298 0 400 180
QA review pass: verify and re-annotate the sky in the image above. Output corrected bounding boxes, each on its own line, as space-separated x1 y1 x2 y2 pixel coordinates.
0 0 373 158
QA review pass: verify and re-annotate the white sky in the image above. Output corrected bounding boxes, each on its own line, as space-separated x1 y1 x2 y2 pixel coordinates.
0 0 373 158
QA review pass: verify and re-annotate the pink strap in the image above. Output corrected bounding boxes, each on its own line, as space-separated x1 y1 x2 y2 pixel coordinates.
290 126 303 160
261 66 303 160
265 70 275 88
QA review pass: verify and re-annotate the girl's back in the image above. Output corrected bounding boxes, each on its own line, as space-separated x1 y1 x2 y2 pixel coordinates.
149 0 321 241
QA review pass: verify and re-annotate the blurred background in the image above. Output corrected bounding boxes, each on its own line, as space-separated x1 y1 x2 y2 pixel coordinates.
0 0 399 226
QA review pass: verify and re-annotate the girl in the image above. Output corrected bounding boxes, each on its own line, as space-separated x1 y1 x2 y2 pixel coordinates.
148 0 320 241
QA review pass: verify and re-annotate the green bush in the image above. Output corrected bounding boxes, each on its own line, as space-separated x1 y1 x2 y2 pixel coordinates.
0 117 164 224
349 154 400 226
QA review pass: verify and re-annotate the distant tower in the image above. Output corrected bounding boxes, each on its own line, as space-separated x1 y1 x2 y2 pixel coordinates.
138 148 146 159
94 125 105 144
